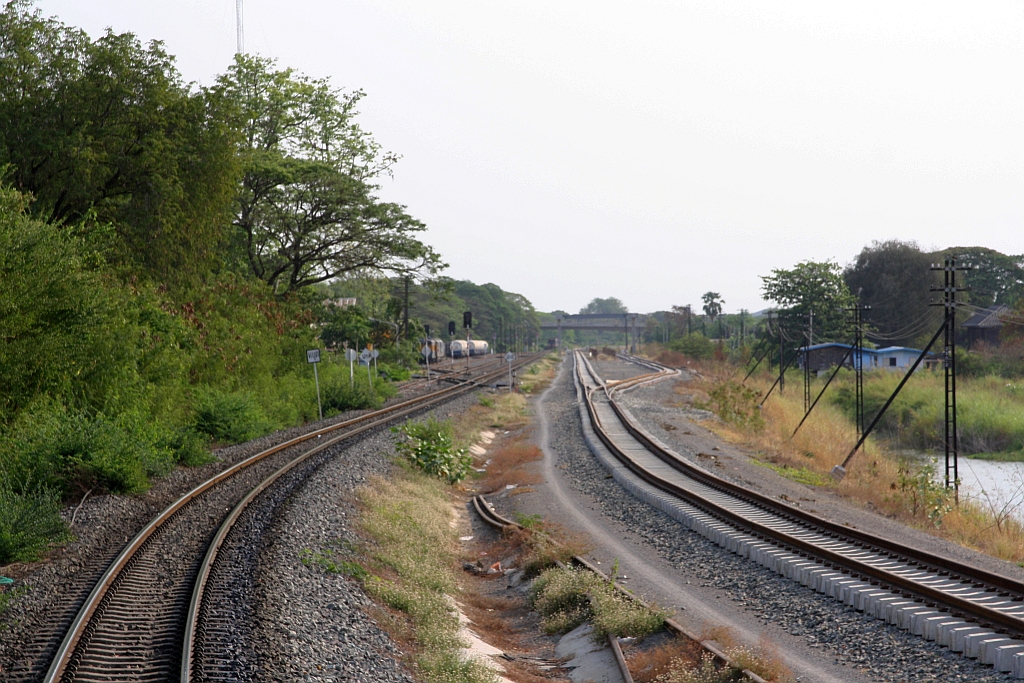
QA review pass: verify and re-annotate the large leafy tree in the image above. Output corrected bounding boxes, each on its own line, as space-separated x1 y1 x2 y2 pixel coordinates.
938 246 1024 308
215 55 442 294
0 0 238 283
761 260 856 343
579 297 627 315
844 240 941 347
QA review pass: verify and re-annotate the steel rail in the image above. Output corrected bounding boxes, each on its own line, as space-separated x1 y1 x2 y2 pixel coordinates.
573 351 1024 638
181 356 537 681
44 355 537 683
470 493 766 683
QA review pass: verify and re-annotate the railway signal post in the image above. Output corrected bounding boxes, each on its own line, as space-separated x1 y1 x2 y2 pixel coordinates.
306 348 323 420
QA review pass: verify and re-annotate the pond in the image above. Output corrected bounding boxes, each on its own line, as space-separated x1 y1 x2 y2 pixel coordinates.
940 455 1024 523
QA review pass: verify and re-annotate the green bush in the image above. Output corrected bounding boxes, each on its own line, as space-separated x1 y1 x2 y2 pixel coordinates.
322 370 397 414
0 484 69 564
161 427 214 467
696 381 764 430
831 372 1024 455
191 388 268 444
2 399 174 495
668 333 714 360
393 418 471 484
530 566 667 641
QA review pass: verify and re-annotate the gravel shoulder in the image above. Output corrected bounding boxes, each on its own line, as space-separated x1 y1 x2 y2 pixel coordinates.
500 354 1012 683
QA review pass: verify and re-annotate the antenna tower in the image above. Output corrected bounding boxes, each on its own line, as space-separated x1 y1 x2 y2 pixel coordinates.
236 0 244 54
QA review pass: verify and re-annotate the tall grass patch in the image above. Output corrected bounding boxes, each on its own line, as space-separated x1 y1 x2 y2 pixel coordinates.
0 483 69 564
354 469 497 683
530 566 667 641
692 363 1024 563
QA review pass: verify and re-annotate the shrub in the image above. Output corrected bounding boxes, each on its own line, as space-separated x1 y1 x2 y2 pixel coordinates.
322 372 395 413
0 483 69 564
2 399 174 495
161 427 214 467
530 566 667 641
191 388 268 443
668 334 715 361
696 381 763 430
393 418 471 484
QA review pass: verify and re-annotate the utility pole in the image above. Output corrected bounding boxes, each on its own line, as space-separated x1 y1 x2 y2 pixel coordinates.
402 277 410 341
236 0 244 54
849 302 871 440
931 257 970 497
778 315 785 395
803 311 812 413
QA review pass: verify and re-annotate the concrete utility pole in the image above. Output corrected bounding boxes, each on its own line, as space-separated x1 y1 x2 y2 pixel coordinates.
236 0 244 54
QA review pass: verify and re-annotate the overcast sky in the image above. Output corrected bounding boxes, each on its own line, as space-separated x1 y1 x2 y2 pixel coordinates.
37 1 1024 314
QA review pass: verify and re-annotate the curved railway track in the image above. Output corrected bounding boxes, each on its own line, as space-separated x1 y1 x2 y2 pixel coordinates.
574 350 1024 677
39 355 537 683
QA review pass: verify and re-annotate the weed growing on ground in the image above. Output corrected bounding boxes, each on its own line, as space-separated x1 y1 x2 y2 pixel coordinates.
529 566 667 641
0 482 69 564
394 418 472 484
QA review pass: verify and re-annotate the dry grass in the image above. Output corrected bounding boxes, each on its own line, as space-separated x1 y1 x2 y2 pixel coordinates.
626 637 703 682
480 441 544 492
343 467 499 683
679 360 1024 563
453 393 529 450
517 353 561 395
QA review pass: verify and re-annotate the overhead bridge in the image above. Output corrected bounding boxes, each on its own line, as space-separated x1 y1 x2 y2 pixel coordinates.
539 313 647 351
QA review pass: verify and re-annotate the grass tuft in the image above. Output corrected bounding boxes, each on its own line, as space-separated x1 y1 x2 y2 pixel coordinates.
530 566 667 641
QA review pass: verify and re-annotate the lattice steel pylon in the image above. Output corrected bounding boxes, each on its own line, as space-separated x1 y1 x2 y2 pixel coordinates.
930 256 971 497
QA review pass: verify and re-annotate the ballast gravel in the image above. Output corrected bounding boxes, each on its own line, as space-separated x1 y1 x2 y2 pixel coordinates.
0 383 469 682
541 357 1009 683
196 392 481 682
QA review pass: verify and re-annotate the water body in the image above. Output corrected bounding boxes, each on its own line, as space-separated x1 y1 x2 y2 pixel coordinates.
942 455 1024 523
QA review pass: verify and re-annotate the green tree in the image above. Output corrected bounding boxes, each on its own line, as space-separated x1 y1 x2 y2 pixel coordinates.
761 260 856 342
844 240 941 347
580 297 627 315
215 55 443 294
701 292 724 321
938 246 1024 308
0 0 239 284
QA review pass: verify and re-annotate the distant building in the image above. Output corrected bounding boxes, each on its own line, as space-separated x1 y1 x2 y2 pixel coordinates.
961 304 1008 349
797 343 937 373
324 297 357 308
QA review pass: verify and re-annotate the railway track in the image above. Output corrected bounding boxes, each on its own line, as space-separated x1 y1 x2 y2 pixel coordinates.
37 355 537 683
573 350 1024 678
400 353 509 392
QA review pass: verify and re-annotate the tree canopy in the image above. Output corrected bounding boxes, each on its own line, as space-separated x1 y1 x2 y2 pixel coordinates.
215 55 443 294
579 297 627 315
761 260 856 343
844 240 941 347
0 0 238 283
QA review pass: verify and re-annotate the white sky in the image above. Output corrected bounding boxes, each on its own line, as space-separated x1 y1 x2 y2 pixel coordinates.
36 1 1024 314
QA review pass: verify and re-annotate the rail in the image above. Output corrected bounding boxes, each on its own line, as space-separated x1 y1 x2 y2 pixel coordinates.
44 354 539 683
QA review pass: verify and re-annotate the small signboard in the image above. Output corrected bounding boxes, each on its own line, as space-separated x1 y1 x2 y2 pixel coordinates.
505 352 515 362
371 349 380 359
421 344 432 358
360 349 371 361
306 349 321 364
344 349 359 362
